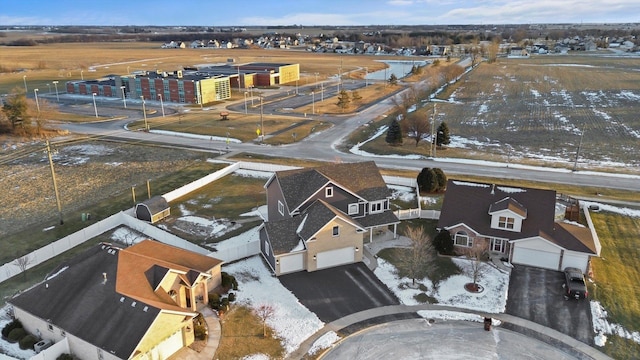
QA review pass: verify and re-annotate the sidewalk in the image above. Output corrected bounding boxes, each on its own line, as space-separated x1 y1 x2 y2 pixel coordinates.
169 307 221 360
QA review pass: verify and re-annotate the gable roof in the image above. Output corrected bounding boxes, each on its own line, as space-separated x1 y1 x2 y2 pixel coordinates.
116 240 222 310
9 244 160 359
438 180 555 239
263 200 364 255
438 180 596 254
274 161 391 212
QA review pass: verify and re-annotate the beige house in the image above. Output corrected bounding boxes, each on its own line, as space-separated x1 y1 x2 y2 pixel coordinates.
9 240 223 360
260 162 400 275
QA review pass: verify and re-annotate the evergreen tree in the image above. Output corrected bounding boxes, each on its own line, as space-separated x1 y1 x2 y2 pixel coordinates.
351 89 362 102
417 168 437 194
436 122 451 146
433 230 454 255
385 119 403 145
432 168 447 191
388 73 398 85
336 89 351 110
1 89 28 131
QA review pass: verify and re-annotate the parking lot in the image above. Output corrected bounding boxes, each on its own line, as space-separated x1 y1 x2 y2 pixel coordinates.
506 265 593 345
279 263 400 323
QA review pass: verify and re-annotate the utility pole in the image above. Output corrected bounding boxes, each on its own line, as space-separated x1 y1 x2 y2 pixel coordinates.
431 104 437 157
573 125 585 171
46 140 64 225
260 96 264 142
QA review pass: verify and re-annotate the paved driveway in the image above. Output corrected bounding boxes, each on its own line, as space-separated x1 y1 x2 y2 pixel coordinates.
279 263 400 322
506 265 593 345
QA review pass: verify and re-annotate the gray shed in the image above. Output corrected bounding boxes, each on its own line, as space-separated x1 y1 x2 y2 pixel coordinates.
135 196 170 223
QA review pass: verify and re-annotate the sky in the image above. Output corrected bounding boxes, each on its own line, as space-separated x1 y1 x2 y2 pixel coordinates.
1 0 639 27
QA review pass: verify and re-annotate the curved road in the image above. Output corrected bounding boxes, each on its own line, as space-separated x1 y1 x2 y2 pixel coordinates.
54 86 640 193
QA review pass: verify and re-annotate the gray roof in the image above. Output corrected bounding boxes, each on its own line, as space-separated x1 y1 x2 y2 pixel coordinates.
438 180 595 254
264 217 304 255
10 244 160 359
275 161 391 212
140 196 169 214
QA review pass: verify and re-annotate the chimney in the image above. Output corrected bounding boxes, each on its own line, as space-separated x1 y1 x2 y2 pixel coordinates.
491 184 495 195
102 272 107 284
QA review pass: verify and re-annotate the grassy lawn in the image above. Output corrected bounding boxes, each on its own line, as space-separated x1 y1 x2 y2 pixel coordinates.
295 82 402 115
0 157 224 265
589 212 640 359
214 305 284 360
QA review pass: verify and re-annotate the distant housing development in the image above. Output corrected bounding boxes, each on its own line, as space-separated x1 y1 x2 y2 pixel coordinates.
65 62 300 105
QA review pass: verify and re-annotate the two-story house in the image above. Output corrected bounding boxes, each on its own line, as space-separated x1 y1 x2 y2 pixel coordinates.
9 240 223 360
259 161 400 275
437 180 600 273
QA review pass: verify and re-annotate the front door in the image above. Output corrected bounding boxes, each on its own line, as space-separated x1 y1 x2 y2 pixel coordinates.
491 238 505 253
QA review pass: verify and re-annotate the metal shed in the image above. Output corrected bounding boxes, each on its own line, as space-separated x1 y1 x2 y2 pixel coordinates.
135 196 170 223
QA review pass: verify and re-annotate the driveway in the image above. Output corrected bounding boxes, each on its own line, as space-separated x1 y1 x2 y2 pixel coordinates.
279 263 400 322
506 265 593 345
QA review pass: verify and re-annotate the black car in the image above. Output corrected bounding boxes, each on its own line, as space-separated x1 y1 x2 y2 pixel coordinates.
563 267 588 300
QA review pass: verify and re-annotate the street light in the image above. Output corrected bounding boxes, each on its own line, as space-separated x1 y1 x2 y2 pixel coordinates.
92 93 98 118
141 96 148 131
321 82 324 102
23 75 27 93
311 91 315 114
34 89 40 113
81 70 84 80
249 86 254 106
52 81 59 102
244 92 248 114
47 83 51 93
121 86 127 108
158 94 165 117
260 96 264 142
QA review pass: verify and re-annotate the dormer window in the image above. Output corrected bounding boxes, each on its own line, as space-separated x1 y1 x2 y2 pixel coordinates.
325 187 334 198
369 200 385 214
348 203 359 215
498 216 515 230
168 289 178 301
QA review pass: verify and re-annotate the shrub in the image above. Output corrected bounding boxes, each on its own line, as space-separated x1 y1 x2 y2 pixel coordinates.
208 292 220 309
57 354 74 360
2 319 23 338
19 334 38 350
7 328 27 343
433 230 454 255
221 272 238 291
228 292 236 302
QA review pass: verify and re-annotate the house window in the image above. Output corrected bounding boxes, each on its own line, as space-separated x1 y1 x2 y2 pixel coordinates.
265 241 271 256
47 324 54 332
332 225 340 237
369 200 385 214
498 216 515 229
325 187 334 198
278 200 284 216
454 231 472 247
348 203 359 215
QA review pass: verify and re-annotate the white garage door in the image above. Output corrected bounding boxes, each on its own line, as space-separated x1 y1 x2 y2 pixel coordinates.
512 247 560 271
151 329 183 360
279 253 305 274
316 247 355 270
561 253 588 273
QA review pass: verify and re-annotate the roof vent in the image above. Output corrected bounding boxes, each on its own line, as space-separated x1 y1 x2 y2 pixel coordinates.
143 306 149 312
131 301 137 307
491 184 495 195
102 272 107 284
120 297 125 302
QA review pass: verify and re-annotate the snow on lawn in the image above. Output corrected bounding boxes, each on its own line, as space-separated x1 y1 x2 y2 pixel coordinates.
388 184 416 202
308 331 341 355
591 301 640 347
0 306 36 359
374 257 509 314
582 201 640 218
223 256 324 356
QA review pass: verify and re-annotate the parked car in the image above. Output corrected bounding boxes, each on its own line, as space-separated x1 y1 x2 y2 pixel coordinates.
563 267 588 300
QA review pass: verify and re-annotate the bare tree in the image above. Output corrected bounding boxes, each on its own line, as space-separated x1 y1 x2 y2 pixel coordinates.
254 304 275 337
398 226 436 286
13 254 33 279
461 241 489 291
404 111 430 147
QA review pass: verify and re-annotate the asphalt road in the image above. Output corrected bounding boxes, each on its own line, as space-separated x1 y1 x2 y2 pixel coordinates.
322 319 581 360
52 81 640 193
506 265 593 345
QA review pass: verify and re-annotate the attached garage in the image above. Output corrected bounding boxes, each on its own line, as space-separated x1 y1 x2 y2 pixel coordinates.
149 329 184 360
316 247 355 270
560 251 590 273
279 253 305 274
511 238 561 271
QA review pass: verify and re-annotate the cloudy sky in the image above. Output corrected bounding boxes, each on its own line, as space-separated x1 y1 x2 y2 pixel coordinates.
2 0 639 26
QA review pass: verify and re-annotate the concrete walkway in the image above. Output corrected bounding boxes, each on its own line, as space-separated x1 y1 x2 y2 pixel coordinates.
286 304 612 360
170 307 221 360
